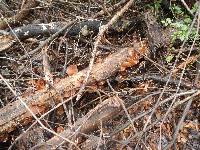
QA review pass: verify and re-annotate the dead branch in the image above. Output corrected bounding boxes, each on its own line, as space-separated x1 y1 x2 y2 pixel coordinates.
164 98 193 150
0 0 40 29
0 42 148 138
0 18 140 52
10 20 101 40
101 90 199 149
172 54 200 75
94 0 128 18
10 19 139 40
123 74 193 88
44 90 198 150
109 90 197 138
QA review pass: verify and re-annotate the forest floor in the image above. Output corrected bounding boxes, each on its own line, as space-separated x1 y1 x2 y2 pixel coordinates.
0 0 199 149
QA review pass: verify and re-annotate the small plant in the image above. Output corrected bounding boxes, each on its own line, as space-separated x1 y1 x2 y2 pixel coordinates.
165 54 174 63
147 0 162 16
161 3 199 42
153 0 162 15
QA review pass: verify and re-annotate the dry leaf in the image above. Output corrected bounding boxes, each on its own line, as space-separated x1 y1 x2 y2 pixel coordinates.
56 106 65 116
88 83 98 92
184 121 197 129
66 65 78 76
28 79 46 91
35 79 46 90
178 133 188 143
155 109 162 120
56 126 64 133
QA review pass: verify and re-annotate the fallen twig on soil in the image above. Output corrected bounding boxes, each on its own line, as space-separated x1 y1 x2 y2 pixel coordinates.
75 0 135 102
172 54 200 75
123 74 193 88
0 0 39 29
94 0 128 18
101 90 199 149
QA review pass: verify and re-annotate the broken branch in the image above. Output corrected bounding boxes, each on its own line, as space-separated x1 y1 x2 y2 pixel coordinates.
0 41 148 137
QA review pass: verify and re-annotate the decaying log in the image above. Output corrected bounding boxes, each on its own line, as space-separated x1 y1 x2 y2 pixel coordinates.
0 41 148 138
10 19 140 39
12 85 145 149
0 0 40 29
31 96 122 150
10 20 101 40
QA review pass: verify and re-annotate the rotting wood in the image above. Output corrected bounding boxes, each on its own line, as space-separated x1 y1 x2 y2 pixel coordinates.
0 41 148 138
31 96 122 150
32 90 199 149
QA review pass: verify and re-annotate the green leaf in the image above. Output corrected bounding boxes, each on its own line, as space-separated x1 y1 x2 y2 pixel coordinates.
166 18 172 24
181 24 188 31
191 2 198 14
166 55 174 63
184 17 192 24
172 5 184 15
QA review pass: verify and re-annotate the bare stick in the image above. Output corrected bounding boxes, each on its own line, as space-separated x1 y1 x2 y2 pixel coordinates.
164 99 193 150
94 0 128 18
135 7 200 148
181 0 194 17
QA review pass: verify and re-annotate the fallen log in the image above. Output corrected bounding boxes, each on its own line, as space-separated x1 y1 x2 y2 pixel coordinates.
0 18 142 52
0 41 148 138
31 96 122 150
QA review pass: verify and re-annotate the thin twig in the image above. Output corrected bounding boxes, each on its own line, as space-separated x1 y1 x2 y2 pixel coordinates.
19 20 76 60
75 0 135 101
164 99 193 150
181 0 194 17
